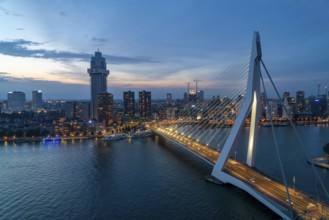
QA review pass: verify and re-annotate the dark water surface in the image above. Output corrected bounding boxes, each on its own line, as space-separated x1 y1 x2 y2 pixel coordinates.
0 135 281 219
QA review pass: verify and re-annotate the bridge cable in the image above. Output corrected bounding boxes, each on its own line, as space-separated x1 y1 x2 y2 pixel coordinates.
173 54 250 146
260 59 329 200
260 67 294 218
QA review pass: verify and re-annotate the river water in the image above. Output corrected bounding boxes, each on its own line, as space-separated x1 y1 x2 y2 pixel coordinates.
0 126 328 219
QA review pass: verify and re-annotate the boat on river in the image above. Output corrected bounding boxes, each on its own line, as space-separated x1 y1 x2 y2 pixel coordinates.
127 130 153 139
42 137 61 143
104 133 127 141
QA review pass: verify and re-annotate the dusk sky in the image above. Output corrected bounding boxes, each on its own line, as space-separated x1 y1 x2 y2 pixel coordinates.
0 0 328 100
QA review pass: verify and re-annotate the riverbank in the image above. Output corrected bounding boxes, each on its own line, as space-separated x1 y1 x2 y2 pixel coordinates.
0 135 103 144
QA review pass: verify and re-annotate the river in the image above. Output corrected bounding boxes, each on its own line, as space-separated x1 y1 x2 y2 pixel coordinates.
0 126 328 219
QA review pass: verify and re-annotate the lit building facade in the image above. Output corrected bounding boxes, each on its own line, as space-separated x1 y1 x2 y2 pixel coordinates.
87 51 109 120
139 90 151 118
167 93 172 105
296 91 305 113
97 93 113 126
32 90 43 109
63 101 90 120
123 91 135 117
8 91 26 111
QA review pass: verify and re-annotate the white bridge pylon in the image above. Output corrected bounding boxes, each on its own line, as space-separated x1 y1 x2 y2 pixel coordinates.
212 31 261 174
211 32 291 219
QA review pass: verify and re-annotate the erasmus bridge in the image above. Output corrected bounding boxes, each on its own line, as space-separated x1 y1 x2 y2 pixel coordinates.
150 32 329 219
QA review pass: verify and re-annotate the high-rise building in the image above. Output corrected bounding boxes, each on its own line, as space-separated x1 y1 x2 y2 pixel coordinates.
97 93 114 126
283 91 290 99
32 90 43 109
282 96 292 119
183 93 188 103
310 95 327 118
75 101 90 120
198 90 204 101
123 91 135 117
63 101 90 120
296 91 305 113
64 101 75 118
87 51 109 120
188 89 197 102
167 93 172 105
139 90 151 118
7 91 26 111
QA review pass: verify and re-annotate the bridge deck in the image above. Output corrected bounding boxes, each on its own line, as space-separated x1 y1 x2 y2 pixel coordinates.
153 127 329 219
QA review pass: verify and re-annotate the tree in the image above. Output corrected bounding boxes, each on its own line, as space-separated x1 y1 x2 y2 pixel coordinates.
323 143 329 155
15 130 24 138
0 130 5 138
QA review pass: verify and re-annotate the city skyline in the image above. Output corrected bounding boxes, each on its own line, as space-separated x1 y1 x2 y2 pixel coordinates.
0 0 329 99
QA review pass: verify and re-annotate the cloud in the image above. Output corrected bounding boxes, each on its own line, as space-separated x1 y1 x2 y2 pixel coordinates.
0 6 23 17
91 37 107 43
0 39 158 64
16 28 24 31
59 11 67 16
0 71 22 82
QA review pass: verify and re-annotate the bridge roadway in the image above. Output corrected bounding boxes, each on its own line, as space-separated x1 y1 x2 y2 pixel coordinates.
153 126 329 219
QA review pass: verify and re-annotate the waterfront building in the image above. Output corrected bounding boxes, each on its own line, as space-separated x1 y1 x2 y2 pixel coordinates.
75 101 90 120
267 99 279 119
32 90 43 109
282 96 292 119
260 93 266 118
310 95 327 118
63 101 90 120
7 91 26 111
123 91 135 118
87 51 109 120
139 90 151 118
97 93 114 126
64 101 75 118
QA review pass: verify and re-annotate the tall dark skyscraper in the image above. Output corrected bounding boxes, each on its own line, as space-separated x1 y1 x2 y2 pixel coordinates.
296 91 305 113
167 93 172 105
123 91 135 118
87 51 109 120
32 90 43 109
139 90 151 118
97 93 113 126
